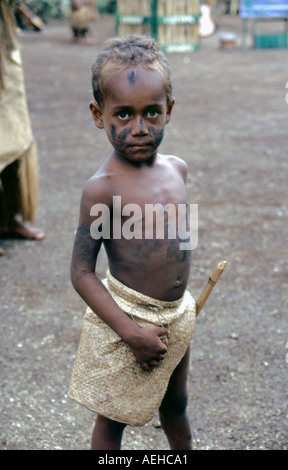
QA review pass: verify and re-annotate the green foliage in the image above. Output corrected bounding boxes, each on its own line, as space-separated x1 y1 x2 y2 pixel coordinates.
21 0 66 20
20 0 115 21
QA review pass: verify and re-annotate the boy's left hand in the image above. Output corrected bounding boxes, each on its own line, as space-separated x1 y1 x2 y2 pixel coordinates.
125 325 169 371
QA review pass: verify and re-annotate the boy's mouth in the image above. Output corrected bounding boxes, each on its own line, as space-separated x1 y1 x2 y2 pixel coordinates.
129 141 151 149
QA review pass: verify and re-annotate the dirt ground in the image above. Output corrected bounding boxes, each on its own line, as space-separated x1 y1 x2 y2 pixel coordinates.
0 13 287 451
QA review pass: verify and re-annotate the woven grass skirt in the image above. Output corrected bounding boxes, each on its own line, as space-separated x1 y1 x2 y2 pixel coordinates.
68 271 196 426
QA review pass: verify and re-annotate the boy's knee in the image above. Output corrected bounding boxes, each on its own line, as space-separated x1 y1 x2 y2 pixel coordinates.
159 391 188 416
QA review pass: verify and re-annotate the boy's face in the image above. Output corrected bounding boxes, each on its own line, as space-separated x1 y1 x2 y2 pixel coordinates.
90 66 174 164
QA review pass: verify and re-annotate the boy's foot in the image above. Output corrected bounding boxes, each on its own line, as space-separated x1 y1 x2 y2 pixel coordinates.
0 247 4 255
0 221 45 240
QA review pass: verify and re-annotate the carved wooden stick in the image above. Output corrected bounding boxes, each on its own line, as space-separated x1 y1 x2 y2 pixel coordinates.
196 261 227 317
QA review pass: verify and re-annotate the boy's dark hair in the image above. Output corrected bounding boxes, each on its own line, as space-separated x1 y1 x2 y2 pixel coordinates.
91 35 173 109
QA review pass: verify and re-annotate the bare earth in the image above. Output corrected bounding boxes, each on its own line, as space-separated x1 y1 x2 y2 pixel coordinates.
0 14 287 450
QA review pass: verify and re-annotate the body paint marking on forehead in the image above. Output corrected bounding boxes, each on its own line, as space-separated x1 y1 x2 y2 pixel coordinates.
128 70 136 85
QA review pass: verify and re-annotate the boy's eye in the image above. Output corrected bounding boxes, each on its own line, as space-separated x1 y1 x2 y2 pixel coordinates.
116 108 161 120
146 109 160 118
117 111 130 120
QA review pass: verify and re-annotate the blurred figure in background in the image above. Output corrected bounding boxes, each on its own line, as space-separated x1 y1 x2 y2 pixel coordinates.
0 0 44 256
70 0 99 44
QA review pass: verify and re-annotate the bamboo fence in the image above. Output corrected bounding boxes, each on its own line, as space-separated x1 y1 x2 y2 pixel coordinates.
116 0 200 51
157 0 199 51
116 0 152 36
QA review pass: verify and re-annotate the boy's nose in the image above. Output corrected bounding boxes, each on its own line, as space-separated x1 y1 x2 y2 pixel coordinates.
131 117 148 136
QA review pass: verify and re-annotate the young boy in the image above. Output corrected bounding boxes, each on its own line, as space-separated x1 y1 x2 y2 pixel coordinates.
69 35 196 450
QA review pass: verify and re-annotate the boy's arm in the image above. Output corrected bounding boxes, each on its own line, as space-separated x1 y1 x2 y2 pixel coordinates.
70 179 169 370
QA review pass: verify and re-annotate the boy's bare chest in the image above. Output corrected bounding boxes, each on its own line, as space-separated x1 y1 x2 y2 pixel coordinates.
110 168 186 208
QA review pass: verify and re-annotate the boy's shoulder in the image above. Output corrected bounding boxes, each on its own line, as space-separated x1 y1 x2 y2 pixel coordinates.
158 153 188 178
81 159 114 205
159 152 187 166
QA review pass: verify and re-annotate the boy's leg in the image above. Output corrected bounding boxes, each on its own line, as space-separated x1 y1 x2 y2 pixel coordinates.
159 346 192 450
91 413 127 450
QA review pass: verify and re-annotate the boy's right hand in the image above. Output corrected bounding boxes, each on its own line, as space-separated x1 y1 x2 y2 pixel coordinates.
125 326 170 371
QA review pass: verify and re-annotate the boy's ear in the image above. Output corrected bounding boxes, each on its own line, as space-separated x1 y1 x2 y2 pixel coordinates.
165 96 175 124
90 101 104 129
